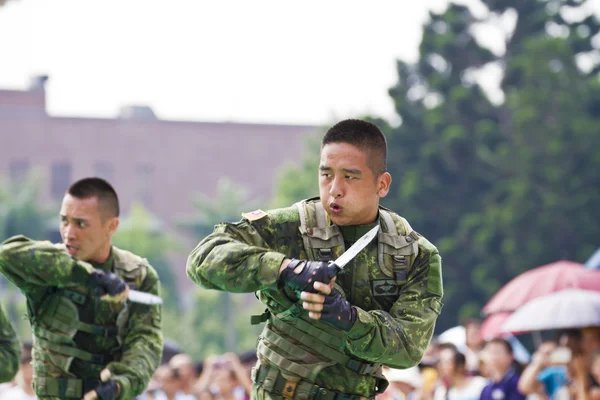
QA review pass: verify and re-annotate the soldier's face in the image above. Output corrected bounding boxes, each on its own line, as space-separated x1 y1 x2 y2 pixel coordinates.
59 194 118 263
319 142 391 226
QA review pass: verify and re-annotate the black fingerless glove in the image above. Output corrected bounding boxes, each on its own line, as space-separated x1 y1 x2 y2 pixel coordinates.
88 270 127 296
279 259 338 293
95 380 119 400
321 289 357 331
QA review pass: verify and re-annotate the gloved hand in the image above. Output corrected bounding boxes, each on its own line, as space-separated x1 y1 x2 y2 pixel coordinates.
94 380 120 400
88 270 128 299
320 289 357 331
279 259 338 293
82 369 120 400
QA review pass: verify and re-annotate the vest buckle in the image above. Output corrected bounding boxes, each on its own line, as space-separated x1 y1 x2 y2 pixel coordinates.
282 380 297 399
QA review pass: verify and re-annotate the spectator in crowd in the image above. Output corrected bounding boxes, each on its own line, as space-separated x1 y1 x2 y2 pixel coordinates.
194 353 252 400
237 350 257 379
1 341 36 400
480 338 526 400
518 339 567 400
589 349 600 399
169 353 199 399
380 366 422 400
433 343 487 400
463 319 484 376
419 339 441 399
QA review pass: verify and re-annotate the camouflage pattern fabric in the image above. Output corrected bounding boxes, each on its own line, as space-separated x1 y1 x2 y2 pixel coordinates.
187 199 443 398
0 302 20 383
0 235 162 399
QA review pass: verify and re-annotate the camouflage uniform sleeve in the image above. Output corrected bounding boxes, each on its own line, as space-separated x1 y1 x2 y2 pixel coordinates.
0 303 20 383
186 218 286 293
0 235 94 293
345 235 443 369
106 264 162 399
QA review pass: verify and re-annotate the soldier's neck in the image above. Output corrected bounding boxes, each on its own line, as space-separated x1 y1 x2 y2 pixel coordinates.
89 247 115 272
337 219 379 244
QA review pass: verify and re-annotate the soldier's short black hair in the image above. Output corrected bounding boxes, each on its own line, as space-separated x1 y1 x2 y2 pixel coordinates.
67 177 120 218
322 119 387 176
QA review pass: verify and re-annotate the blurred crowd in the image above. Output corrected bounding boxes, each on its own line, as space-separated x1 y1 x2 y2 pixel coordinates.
2 319 600 400
379 319 600 400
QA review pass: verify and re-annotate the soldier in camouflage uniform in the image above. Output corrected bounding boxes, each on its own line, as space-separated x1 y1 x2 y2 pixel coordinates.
0 302 20 383
0 178 163 400
187 119 444 400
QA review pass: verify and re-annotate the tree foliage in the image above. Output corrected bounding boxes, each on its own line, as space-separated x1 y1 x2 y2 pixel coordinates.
271 1 600 331
112 202 181 310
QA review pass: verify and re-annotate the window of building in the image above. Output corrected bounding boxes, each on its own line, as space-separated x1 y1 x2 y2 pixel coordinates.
50 162 72 199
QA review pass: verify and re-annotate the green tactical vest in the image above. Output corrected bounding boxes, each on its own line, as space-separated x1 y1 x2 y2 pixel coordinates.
28 246 147 398
255 198 420 390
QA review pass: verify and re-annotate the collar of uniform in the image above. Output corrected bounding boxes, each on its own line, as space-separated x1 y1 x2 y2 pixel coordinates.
337 219 379 243
89 248 115 272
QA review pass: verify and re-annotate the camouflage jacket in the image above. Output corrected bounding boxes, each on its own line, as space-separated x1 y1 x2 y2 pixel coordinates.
0 235 163 399
187 200 443 396
0 302 20 383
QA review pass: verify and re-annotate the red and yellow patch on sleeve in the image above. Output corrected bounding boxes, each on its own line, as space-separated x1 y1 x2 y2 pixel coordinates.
242 209 268 221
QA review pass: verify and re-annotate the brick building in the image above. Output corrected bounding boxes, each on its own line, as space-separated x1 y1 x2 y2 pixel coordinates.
0 76 318 292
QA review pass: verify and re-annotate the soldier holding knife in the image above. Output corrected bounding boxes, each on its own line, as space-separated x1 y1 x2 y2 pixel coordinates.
187 119 444 400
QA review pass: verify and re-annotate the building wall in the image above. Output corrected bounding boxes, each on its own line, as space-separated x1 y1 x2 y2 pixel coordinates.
0 83 319 292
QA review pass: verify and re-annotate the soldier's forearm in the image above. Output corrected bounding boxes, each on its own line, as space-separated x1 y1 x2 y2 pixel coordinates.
187 234 286 293
343 306 436 369
0 344 20 383
0 236 93 290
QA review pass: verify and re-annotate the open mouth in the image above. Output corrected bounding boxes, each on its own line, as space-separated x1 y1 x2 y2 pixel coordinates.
329 202 343 213
65 244 80 255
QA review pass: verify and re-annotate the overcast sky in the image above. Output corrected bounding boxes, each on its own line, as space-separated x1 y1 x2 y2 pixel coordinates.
0 0 515 125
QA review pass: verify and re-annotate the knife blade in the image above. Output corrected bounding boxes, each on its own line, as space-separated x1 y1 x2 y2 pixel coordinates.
127 289 163 305
331 225 379 270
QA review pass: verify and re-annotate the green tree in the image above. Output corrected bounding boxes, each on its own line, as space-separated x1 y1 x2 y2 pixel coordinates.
269 1 600 333
0 171 54 337
382 1 600 328
112 202 181 310
270 131 323 209
177 177 261 355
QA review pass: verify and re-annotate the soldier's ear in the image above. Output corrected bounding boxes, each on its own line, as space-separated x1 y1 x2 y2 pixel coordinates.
377 172 392 198
107 218 119 235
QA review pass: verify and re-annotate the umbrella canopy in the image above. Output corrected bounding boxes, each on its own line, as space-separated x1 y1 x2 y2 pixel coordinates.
586 248 600 270
482 260 600 315
480 312 522 340
501 289 600 333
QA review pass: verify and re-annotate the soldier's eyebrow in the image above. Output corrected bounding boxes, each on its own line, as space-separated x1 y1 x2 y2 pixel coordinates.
319 166 332 171
342 168 362 175
59 214 88 223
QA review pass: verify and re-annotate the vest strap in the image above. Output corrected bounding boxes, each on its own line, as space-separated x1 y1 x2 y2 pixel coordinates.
269 319 379 375
254 364 375 400
35 336 112 364
35 377 100 398
272 313 345 351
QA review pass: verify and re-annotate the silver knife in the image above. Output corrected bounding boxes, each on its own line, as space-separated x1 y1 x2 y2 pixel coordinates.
127 289 163 305
331 225 380 271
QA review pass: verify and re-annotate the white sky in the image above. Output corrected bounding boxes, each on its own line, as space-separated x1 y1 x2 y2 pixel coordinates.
0 0 510 125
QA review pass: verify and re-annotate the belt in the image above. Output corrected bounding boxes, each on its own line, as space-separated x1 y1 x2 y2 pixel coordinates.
253 365 373 400
35 377 101 398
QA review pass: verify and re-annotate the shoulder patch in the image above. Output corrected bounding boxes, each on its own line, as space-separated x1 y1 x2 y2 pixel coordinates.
242 209 268 221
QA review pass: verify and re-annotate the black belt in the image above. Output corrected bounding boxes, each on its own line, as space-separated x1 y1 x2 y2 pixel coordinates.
254 365 373 400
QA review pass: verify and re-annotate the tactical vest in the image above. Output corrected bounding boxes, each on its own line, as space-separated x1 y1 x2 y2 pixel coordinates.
254 199 419 397
28 246 148 398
